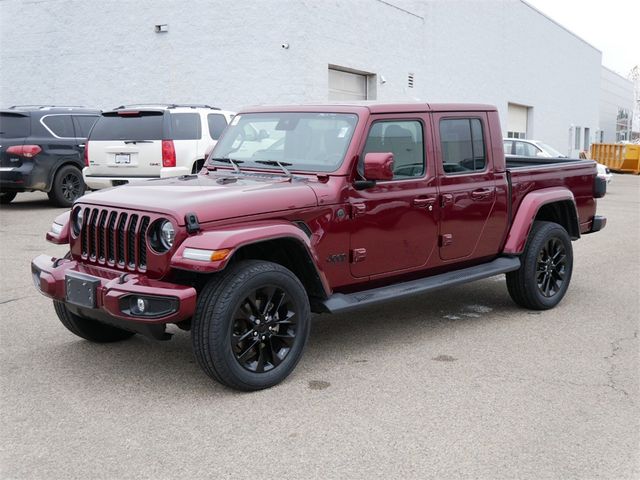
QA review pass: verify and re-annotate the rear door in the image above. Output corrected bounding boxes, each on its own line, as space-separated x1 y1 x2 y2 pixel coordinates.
434 112 498 261
87 110 164 177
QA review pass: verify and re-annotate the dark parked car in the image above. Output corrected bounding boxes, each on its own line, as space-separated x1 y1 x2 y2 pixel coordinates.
0 106 100 206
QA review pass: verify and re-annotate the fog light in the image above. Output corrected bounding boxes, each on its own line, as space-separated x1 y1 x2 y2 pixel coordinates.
137 298 147 313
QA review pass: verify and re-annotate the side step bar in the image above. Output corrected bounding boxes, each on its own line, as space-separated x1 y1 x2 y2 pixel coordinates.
319 256 521 314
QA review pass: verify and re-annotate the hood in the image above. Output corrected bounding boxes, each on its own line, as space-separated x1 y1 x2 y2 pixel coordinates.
78 173 319 225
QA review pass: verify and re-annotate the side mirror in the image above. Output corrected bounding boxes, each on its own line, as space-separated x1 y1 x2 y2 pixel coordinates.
363 152 394 181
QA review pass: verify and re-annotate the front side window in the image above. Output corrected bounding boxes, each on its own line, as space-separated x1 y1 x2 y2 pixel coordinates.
440 118 486 174
515 141 539 157
361 120 424 179
170 113 201 140
210 112 358 173
42 115 75 138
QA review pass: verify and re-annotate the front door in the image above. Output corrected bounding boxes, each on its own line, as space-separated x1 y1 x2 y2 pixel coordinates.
434 112 497 261
349 115 439 278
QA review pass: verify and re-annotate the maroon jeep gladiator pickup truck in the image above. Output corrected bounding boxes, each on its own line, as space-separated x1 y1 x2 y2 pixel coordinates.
32 103 607 390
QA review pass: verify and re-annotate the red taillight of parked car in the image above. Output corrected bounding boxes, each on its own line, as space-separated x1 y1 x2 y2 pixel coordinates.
6 145 42 158
162 140 176 167
84 141 89 166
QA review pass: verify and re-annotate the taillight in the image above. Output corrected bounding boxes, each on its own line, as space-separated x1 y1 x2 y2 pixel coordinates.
6 145 42 158
84 141 89 166
162 140 176 167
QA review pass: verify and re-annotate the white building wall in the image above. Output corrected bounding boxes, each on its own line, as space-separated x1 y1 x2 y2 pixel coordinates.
599 67 635 143
1 0 602 152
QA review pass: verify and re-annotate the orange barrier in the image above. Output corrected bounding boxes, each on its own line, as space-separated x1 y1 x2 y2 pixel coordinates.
590 143 640 175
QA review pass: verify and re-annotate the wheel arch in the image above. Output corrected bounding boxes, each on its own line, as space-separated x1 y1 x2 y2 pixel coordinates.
46 158 84 192
504 187 579 254
170 222 331 301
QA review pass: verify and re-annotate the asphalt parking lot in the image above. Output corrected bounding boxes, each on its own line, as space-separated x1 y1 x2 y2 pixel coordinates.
1 175 638 480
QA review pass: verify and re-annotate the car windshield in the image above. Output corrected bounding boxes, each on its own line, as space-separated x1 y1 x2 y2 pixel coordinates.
536 142 565 157
210 112 358 172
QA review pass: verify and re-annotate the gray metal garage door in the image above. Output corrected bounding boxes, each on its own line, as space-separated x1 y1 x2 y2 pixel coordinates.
328 68 367 101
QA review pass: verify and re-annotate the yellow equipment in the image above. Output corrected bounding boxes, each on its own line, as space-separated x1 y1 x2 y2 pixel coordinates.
590 143 640 175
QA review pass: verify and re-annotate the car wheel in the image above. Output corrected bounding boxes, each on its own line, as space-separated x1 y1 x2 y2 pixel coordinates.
506 221 573 310
48 165 85 207
192 260 311 391
0 191 17 204
53 301 135 342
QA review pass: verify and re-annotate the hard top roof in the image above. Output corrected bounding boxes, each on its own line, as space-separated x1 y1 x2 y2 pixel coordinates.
238 102 497 114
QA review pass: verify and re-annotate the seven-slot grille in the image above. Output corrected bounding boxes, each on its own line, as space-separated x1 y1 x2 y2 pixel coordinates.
79 207 151 271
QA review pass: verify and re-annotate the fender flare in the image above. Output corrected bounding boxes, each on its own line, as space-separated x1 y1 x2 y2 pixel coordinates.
170 220 330 295
503 187 578 254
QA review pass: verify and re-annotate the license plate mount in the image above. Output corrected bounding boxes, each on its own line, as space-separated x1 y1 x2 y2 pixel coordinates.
65 272 100 308
115 153 131 164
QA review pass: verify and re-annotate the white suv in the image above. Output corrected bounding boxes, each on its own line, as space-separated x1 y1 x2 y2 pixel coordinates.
83 104 234 189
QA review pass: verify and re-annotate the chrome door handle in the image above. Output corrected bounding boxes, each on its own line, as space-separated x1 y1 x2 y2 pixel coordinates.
471 188 494 200
77 144 86 148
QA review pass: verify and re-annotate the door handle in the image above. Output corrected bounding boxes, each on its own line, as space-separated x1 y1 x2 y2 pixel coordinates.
77 144 86 148
412 197 436 208
471 188 494 200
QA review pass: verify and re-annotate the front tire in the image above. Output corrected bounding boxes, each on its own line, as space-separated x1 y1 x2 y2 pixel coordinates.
48 165 85 207
192 260 311 391
506 221 573 310
53 301 135 342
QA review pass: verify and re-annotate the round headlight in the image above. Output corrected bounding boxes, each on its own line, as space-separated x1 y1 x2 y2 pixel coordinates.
72 207 84 236
160 221 175 249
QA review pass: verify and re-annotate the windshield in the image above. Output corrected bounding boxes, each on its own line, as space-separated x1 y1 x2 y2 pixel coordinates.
209 112 358 172
536 142 565 158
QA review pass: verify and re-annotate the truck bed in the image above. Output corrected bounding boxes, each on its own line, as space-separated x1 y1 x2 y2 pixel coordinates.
505 156 598 234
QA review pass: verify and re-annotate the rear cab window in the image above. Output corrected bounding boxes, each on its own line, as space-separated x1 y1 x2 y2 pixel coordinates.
0 113 30 138
439 118 486 174
90 111 164 140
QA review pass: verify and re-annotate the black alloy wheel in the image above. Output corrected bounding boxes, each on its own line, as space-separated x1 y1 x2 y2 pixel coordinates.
231 286 298 373
506 221 573 310
61 171 82 203
192 260 311 391
536 237 568 297
49 165 86 207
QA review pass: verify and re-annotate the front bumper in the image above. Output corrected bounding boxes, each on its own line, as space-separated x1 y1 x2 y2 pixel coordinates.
31 255 197 326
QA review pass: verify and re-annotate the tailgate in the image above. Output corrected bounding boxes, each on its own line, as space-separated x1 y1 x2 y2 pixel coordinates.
87 110 165 177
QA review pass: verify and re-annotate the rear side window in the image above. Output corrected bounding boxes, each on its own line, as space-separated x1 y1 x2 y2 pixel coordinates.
90 112 164 141
439 118 486 174
170 113 201 140
207 114 228 140
72 115 99 138
42 115 75 138
0 113 30 138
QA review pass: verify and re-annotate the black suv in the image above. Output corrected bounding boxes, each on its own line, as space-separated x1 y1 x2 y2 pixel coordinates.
0 106 101 207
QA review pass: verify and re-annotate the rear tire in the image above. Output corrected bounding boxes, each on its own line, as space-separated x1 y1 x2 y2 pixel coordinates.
53 301 135 342
0 192 17 204
48 165 85 207
192 260 311 391
506 221 573 310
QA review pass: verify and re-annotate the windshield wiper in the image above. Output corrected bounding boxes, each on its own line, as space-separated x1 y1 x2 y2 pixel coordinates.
123 140 153 144
254 160 293 178
210 157 244 173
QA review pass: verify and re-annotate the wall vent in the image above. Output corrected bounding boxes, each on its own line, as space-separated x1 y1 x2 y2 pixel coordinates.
408 73 415 88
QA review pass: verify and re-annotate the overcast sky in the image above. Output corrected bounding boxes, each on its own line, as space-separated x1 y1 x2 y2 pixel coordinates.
525 0 639 77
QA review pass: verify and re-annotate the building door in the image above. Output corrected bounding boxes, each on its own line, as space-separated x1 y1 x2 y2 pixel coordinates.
329 68 368 101
507 103 529 139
